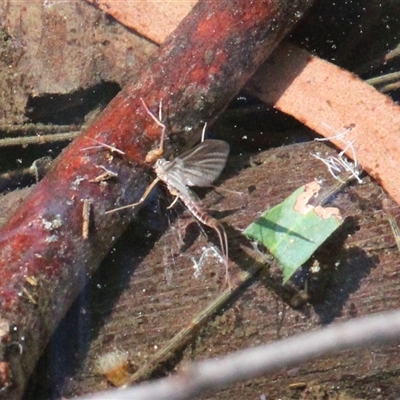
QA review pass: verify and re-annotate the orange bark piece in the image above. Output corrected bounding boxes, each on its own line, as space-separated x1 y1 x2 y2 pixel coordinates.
90 0 400 209
293 180 320 215
249 42 400 206
86 0 197 44
293 180 341 220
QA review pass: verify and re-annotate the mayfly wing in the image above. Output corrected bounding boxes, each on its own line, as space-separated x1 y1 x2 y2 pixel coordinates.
162 140 230 187
155 160 196 198
179 140 230 186
153 140 230 285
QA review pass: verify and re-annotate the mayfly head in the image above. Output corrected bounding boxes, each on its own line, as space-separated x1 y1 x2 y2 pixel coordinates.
145 148 164 164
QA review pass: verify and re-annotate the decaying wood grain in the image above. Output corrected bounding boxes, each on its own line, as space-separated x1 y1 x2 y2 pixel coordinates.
0 1 316 399
26 140 400 399
0 0 155 125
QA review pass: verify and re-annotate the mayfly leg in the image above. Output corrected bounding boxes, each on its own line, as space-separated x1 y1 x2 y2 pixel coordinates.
154 140 230 284
104 177 161 214
107 98 230 284
105 99 165 214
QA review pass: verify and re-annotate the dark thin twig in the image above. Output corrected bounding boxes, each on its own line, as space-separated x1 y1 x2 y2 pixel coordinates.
0 131 81 147
0 123 81 134
76 309 400 400
126 260 265 385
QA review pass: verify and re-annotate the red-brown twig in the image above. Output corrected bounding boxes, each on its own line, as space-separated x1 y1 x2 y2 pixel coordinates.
0 1 315 398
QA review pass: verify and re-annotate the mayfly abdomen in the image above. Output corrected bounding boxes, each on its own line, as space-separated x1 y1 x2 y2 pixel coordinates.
154 139 230 284
106 98 231 284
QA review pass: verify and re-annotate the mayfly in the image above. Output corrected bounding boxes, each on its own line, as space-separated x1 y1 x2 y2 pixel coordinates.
106 99 231 284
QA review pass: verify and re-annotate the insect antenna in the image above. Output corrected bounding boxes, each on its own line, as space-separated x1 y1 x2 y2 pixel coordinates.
140 98 166 164
106 98 231 285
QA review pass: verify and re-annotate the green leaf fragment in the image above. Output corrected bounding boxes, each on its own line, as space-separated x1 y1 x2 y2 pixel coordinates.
244 183 342 283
